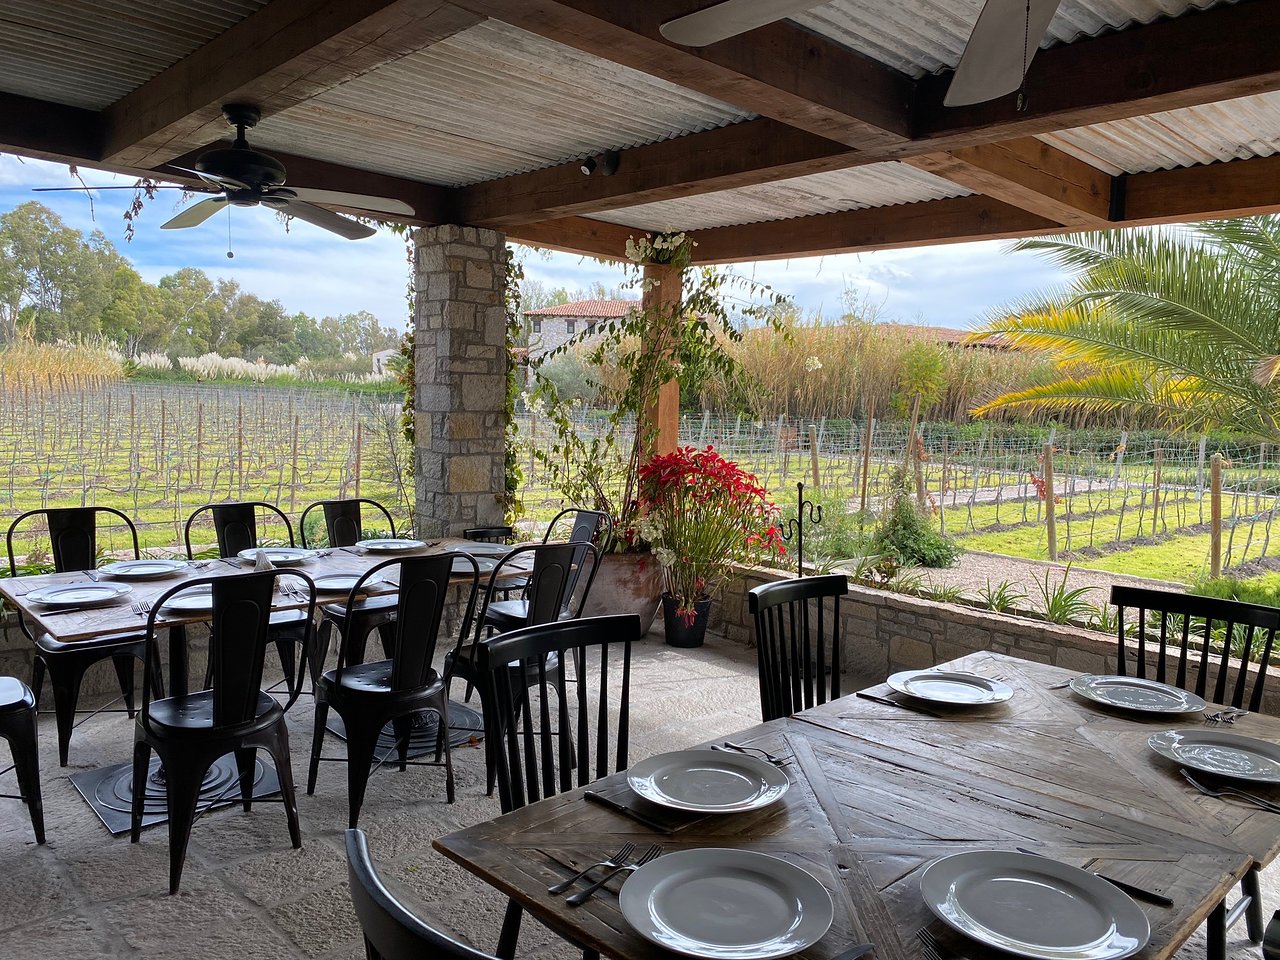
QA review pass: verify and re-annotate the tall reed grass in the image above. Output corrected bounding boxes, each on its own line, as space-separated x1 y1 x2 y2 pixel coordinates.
0 339 125 388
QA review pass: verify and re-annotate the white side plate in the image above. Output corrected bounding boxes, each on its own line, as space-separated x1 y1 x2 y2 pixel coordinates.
160 584 213 613
355 538 426 552
27 583 133 607
888 670 1013 705
451 556 497 575
1149 729 1280 783
99 559 188 580
313 574 363 594
620 848 833 960
454 542 512 558
921 851 1149 960
1070 675 1206 714
236 547 315 566
627 750 788 813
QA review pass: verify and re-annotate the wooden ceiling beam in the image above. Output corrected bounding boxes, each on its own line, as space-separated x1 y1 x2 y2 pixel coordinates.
458 119 856 228
100 0 482 169
448 0 913 150
918 1 1280 149
0 92 102 165
1123 153 1280 225
905 138 1112 227
505 216 633 261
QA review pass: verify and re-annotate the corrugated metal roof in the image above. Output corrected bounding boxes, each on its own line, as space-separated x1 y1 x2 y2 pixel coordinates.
0 0 270 110
253 19 755 188
586 162 973 232
1039 90 1280 175
794 0 1235 78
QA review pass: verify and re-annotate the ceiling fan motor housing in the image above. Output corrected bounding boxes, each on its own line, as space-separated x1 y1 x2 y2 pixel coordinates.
195 147 287 192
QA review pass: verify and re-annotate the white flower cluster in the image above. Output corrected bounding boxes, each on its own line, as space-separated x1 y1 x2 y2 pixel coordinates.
804 356 823 372
624 231 696 265
177 352 299 382
133 352 173 372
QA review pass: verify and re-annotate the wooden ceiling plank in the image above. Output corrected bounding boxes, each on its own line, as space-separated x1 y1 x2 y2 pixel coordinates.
459 118 857 227
100 0 482 168
905 138 1112 227
447 0 914 150
1123 154 1280 225
506 215 634 261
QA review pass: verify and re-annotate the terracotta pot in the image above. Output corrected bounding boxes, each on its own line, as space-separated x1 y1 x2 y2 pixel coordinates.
662 593 713 648
581 551 662 635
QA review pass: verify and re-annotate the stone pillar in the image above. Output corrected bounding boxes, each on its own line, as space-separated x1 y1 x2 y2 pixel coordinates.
641 261 683 457
413 224 508 537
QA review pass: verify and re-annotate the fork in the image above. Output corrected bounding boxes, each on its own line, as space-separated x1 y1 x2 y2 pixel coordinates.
131 600 152 617
566 844 662 906
547 842 635 895
1181 768 1280 814
917 927 956 960
1204 708 1248 724
721 741 790 766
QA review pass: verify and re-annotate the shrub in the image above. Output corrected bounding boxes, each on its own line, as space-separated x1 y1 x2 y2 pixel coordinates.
1188 576 1280 609
869 469 960 568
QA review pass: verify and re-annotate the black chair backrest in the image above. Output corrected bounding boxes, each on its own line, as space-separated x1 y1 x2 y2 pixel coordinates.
6 506 140 574
345 828 495 960
478 615 639 813
184 501 295 558
464 526 514 544
1111 585 1280 710
141 571 316 728
335 554 479 692
748 574 848 722
300 498 397 548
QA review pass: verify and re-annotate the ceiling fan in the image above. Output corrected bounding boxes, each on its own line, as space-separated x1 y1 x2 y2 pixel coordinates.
34 104 415 240
658 0 1064 107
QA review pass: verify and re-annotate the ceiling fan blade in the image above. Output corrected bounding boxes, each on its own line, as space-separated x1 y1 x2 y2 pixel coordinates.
160 197 228 230
270 199 376 240
167 164 252 192
281 187 415 217
33 185 194 192
660 0 828 46
944 0 1064 107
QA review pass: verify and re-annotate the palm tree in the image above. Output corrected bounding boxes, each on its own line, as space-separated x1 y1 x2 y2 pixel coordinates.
970 217 1280 441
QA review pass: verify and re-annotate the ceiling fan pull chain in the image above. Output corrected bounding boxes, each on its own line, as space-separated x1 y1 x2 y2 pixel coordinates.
226 205 235 260
1015 0 1031 112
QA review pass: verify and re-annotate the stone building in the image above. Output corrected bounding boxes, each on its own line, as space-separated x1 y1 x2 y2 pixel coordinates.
524 298 637 360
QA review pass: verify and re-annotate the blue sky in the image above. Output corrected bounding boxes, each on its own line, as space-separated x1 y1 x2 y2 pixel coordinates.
0 153 1070 330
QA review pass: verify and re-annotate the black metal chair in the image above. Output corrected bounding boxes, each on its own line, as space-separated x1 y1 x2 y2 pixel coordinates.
346 827 496 960
308 554 480 827
1110 584 1280 948
6 506 154 765
184 501 311 700
478 615 639 960
0 676 44 843
748 574 849 722
464 526 514 544
132 571 313 893
300 497 397 548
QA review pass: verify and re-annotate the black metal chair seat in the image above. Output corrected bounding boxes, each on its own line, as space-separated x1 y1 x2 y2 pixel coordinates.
0 675 43 844
145 689 281 734
323 661 443 698
35 627 148 652
321 594 399 620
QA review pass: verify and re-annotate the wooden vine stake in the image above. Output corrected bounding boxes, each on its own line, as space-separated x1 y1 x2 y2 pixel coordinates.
1151 444 1162 538
859 403 875 516
1043 442 1057 562
808 424 821 491
1210 452 1223 578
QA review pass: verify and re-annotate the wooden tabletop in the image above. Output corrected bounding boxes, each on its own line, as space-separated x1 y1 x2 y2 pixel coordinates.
433 651 1274 960
0 537 520 642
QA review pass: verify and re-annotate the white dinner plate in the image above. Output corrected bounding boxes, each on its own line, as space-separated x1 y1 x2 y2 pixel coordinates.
355 538 426 552
236 547 315 566
887 670 1013 705
619 848 833 960
451 556 497 575
26 582 133 608
455 542 512 558
160 584 213 613
99 558 188 580
920 851 1150 960
1148 729 1280 783
627 750 789 813
313 574 363 594
1070 675 1206 714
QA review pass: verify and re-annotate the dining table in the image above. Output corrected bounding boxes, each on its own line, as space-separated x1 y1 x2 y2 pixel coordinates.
433 650 1280 960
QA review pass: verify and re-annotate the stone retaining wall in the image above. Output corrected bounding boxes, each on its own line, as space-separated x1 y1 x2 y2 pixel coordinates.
712 565 1280 716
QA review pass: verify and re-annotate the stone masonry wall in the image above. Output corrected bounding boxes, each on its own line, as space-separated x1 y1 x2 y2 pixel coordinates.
414 225 508 538
713 565 1280 716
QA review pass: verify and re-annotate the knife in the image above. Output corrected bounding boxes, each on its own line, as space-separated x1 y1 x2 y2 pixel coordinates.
832 944 875 960
583 790 675 834
1014 847 1173 906
855 691 943 718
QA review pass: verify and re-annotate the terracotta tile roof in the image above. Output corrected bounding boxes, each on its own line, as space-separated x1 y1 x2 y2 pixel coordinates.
524 298 637 318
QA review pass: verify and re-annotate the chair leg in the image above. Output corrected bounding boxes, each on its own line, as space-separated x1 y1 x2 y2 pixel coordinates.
430 690 455 804
130 740 152 843
111 653 137 718
341 714 383 830
46 659 85 767
160 748 212 895
391 716 411 773
261 724 302 850
1208 900 1227 960
273 636 297 698
307 697 330 795
29 656 46 710
4 704 44 844
234 748 256 813
1244 868 1265 943
496 899 523 960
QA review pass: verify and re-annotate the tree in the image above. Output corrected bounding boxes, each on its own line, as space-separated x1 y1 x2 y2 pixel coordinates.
971 219 1280 440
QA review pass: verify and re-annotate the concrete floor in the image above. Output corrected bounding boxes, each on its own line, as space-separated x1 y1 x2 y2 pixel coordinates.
0 631 1269 960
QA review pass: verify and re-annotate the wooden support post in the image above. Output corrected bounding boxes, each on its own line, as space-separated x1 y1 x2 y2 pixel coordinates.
808 423 821 490
1211 452 1223 579
354 421 363 500
859 406 875 516
1151 444 1162 537
196 401 204 488
1044 442 1057 562
940 435 949 533
641 262 683 458
289 415 300 513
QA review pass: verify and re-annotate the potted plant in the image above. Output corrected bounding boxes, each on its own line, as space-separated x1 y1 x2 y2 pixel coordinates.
635 445 785 647
528 233 787 634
